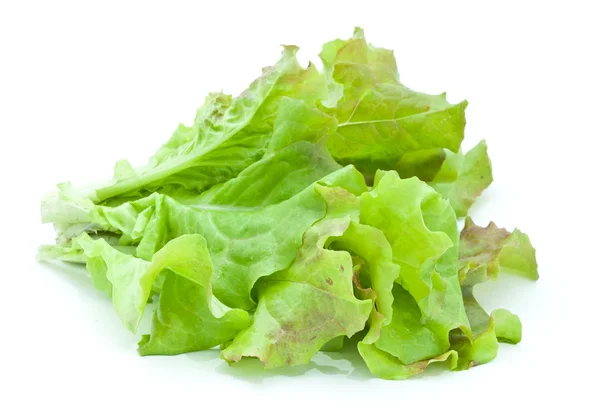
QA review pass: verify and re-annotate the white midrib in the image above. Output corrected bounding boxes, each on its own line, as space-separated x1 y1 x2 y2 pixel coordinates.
337 108 441 128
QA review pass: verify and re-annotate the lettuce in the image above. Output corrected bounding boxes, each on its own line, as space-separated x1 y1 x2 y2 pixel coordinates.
39 29 538 380
320 28 468 180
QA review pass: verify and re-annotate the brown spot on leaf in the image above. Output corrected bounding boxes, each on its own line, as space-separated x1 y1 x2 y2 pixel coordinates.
326 277 333 286
424 105 430 111
340 265 345 272
352 272 363 289
311 336 316 340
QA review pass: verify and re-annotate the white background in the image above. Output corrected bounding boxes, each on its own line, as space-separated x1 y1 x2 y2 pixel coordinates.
1 0 599 405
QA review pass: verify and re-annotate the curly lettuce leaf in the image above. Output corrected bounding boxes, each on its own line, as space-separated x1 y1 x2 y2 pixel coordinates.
331 221 399 326
41 47 327 223
358 344 458 380
349 171 471 379
333 221 445 380
491 309 522 344
449 218 538 368
73 233 249 347
221 187 371 368
137 266 250 355
459 217 539 285
359 283 516 378
428 141 493 217
451 317 498 370
319 28 467 179
361 171 469 333
450 297 520 369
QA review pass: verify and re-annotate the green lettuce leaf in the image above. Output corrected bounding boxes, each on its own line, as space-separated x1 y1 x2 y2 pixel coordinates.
491 309 522 344
331 221 399 326
41 46 327 223
73 233 249 348
137 265 250 355
351 170 471 379
185 98 342 207
451 317 498 370
361 171 469 334
459 217 539 285
428 140 493 217
449 218 538 368
221 187 372 368
266 97 338 154
357 344 458 380
319 28 467 179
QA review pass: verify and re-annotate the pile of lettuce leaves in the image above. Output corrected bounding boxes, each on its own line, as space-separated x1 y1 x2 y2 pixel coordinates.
39 28 538 380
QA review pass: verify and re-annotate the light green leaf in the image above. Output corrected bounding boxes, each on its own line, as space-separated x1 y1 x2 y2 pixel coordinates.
429 140 493 217
41 46 327 222
351 171 470 379
180 141 341 208
449 218 537 369
320 336 345 352
138 268 249 355
491 308 522 344
331 221 399 327
357 342 458 381
186 97 342 207
459 217 539 285
319 28 467 179
266 97 338 153
221 187 371 368
452 317 498 370
73 233 249 347
360 171 469 333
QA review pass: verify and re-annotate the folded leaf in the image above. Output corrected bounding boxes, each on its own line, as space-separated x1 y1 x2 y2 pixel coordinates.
360 171 470 334
137 267 250 355
449 217 537 367
429 140 493 217
221 187 371 368
451 317 498 370
491 308 522 344
459 217 539 285
331 221 400 326
350 171 471 379
357 344 458 380
358 283 455 378
73 233 249 347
